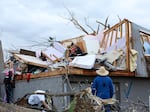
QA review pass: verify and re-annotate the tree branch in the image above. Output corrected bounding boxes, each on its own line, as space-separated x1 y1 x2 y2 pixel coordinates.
65 7 89 34
85 18 96 34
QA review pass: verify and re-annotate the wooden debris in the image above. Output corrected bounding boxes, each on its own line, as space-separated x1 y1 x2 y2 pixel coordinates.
64 87 118 112
0 102 40 112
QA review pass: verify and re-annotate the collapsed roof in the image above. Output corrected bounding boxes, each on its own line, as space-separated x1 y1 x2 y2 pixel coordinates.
5 19 150 80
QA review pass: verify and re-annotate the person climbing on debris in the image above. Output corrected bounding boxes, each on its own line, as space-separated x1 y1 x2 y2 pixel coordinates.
69 42 83 57
28 90 52 111
91 66 114 112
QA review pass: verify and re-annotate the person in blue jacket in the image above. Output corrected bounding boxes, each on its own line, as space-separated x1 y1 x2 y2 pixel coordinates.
92 66 114 112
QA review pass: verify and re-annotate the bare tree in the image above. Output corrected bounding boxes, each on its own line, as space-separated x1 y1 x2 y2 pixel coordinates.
85 18 96 34
65 8 89 35
63 7 118 35
96 16 110 30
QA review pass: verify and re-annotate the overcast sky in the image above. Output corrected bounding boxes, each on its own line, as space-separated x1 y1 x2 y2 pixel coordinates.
0 0 150 52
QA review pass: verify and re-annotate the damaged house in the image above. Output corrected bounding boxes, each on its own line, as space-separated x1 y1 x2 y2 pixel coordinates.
0 19 150 111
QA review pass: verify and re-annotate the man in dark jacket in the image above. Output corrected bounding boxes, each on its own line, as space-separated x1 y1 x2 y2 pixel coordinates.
4 70 14 103
92 66 114 112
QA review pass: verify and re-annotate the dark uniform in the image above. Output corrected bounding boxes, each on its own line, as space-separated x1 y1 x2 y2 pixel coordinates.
4 70 14 103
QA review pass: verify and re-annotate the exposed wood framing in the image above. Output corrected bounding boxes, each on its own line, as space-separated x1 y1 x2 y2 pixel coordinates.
125 20 130 71
110 31 114 46
115 28 118 42
15 67 135 81
15 68 67 80
104 19 128 34
101 19 131 72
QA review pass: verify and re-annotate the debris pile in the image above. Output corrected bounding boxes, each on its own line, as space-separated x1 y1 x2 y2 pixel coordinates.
4 29 139 81
2 19 150 81
0 101 40 112
64 87 118 112
2 18 150 112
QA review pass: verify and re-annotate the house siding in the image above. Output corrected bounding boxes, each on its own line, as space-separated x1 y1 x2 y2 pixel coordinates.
131 23 150 77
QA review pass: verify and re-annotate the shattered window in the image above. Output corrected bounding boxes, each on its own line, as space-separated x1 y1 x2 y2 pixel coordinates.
140 32 150 54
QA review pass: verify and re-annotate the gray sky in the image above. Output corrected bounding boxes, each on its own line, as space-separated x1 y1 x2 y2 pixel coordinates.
0 0 150 52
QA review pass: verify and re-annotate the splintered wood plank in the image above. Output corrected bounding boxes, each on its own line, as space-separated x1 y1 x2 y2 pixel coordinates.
15 68 67 80
68 67 135 77
125 21 130 72
13 53 48 68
